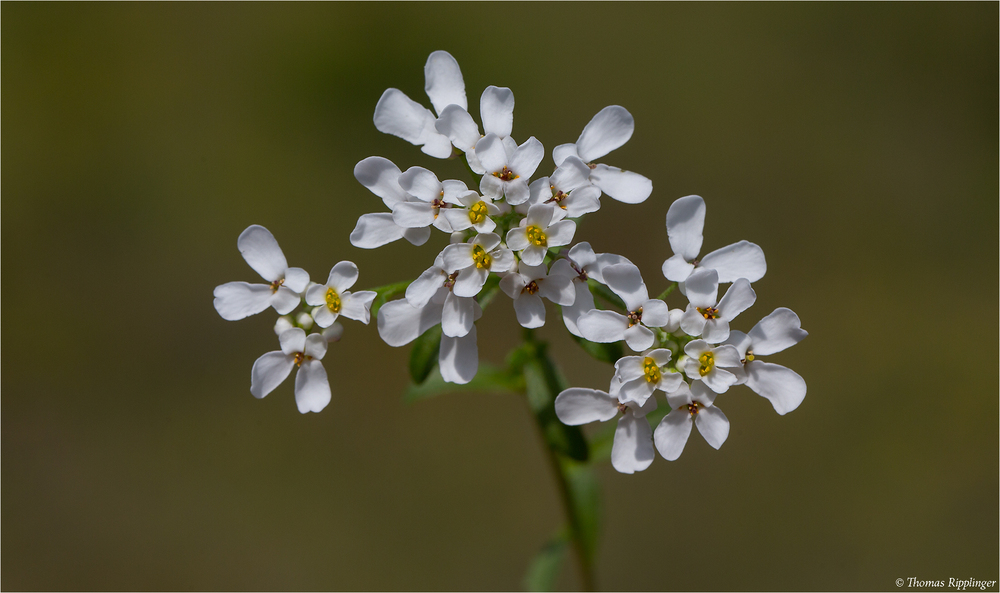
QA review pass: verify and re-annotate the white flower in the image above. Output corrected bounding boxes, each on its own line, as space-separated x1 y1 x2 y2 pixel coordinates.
214 225 310 321
525 156 601 218
372 50 465 159
723 307 808 415
680 339 742 394
548 242 631 338
554 385 657 474
678 268 756 343
612 348 683 406
440 191 506 234
304 261 377 328
477 132 544 205
661 195 766 284
577 262 670 352
250 328 331 414
392 166 475 233
653 381 730 461
440 233 515 297
552 106 652 204
435 85 516 174
505 204 576 266
499 260 575 329
350 157 432 249
378 254 482 384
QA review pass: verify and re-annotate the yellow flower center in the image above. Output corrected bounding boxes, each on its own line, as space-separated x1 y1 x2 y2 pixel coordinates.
643 357 661 383
472 245 493 270
293 352 306 367
524 281 539 295
698 352 714 377
745 350 755 362
526 225 547 247
325 287 342 313
685 402 701 416
269 278 285 293
469 201 488 224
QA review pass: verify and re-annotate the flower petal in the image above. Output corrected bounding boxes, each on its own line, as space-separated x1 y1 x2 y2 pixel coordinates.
602 262 649 312
684 267 719 309
618 377 655 406
513 293 546 328
567 242 597 270
303 333 328 360
377 300 443 347
578 309 627 343
442 291 475 337
662 254 695 283
475 133 508 174
325 261 359 293
441 243 475 272
237 225 288 282
748 307 808 356
519 244 547 267
550 156 592 191
510 136 544 179
213 281 273 321
589 165 651 204
680 307 708 337
611 413 654 474
499 271 526 299
283 268 309 294
639 299 670 327
407 266 447 308
746 361 807 415
435 104 481 152
552 143 580 167
554 388 618 425
539 273 575 306
453 266 488 298
392 201 437 228
294 359 331 414
350 213 406 249
439 327 478 384
666 195 705 261
270 286 301 315
624 324 655 352
402 227 432 246
340 291 376 324
545 220 577 248
354 156 408 207
560 281 595 338
250 351 294 399
373 89 447 156
504 178 530 205
424 50 466 115
575 105 634 162
716 278 756 322
653 410 693 461
480 85 514 138
694 405 730 450
699 240 767 283
701 319 731 344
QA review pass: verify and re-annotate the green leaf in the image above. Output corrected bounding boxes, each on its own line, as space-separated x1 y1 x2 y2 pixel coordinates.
523 529 569 592
570 333 623 365
408 324 442 384
403 363 524 403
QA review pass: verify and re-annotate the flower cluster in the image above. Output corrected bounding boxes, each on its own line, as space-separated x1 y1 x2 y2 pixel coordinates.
212 50 808 477
554 194 808 473
356 50 653 384
213 225 375 413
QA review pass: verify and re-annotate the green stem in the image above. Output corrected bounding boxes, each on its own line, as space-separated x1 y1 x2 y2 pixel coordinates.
655 282 678 301
519 331 597 591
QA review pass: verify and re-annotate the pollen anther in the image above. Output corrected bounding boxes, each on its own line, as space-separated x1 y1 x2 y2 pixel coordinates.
525 225 547 247
642 357 661 383
325 288 342 313
698 351 714 377
469 201 488 224
472 245 492 270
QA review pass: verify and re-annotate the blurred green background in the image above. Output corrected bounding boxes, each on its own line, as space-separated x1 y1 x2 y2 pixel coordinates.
3 3 997 590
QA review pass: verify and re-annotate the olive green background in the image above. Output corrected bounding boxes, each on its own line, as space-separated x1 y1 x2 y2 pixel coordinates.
3 3 997 591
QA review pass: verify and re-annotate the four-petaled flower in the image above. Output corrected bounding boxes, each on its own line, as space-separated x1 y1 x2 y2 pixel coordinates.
554 385 658 474
477 133 544 205
578 262 671 351
214 225 310 321
304 261 377 328
724 307 809 415
661 194 766 285
251 328 331 414
505 203 576 266
499 261 575 329
679 268 757 343
680 339 743 394
612 348 683 406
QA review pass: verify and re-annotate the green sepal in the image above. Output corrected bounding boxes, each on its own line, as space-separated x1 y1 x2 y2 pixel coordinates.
523 527 570 592
403 363 524 403
408 324 442 384
570 333 623 365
